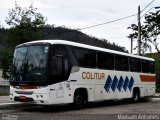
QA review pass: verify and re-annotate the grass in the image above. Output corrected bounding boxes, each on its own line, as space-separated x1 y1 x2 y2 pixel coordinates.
0 94 9 96
156 89 160 93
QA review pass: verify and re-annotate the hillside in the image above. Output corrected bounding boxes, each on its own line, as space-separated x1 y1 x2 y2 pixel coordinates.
42 25 128 52
0 25 128 53
0 28 6 48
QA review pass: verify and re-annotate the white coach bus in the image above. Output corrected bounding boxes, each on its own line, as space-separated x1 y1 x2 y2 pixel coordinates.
10 40 156 108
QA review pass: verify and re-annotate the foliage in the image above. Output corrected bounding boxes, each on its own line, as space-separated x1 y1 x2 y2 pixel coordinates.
0 27 7 47
0 48 13 79
0 2 46 79
5 2 46 48
128 10 160 55
156 88 160 93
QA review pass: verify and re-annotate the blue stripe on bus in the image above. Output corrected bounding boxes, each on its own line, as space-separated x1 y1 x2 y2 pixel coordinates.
128 77 134 92
117 76 124 92
123 76 129 92
104 75 112 93
104 76 134 93
111 76 118 92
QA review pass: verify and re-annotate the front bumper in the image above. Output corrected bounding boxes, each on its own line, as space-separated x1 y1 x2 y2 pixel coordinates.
10 86 51 105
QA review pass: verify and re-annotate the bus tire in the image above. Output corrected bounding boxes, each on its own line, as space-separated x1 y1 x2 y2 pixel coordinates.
132 88 140 102
73 91 87 109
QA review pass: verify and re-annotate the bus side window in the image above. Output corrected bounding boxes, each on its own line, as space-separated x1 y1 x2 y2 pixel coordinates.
149 61 155 73
129 58 141 72
142 60 150 73
51 56 63 75
115 55 129 71
98 52 114 70
50 45 71 83
72 47 96 68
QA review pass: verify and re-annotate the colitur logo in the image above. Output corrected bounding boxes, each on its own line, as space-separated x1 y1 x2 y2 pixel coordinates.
82 72 105 80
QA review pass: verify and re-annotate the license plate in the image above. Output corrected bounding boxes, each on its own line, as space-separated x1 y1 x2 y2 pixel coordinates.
19 96 26 100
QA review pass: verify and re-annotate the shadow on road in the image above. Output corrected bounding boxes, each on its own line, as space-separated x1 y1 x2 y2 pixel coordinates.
20 98 149 113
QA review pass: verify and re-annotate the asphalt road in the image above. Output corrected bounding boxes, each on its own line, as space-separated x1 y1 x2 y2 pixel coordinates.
0 97 160 120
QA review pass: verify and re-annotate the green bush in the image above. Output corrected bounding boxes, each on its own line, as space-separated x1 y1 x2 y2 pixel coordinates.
0 48 13 79
156 88 160 93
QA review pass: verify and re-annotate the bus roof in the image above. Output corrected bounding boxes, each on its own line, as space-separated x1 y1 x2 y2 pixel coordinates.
17 40 155 61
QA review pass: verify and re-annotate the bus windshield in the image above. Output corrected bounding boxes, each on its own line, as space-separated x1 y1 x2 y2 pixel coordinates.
12 45 49 85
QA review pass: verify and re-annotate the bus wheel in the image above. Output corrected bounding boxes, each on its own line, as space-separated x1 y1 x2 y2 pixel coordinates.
132 88 140 102
73 93 85 109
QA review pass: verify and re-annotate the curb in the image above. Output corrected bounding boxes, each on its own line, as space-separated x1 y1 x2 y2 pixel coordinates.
149 98 160 102
154 94 160 98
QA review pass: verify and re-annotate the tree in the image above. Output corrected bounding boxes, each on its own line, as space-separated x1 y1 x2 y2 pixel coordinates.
128 11 160 91
0 48 12 79
128 10 160 55
5 1 46 48
0 2 47 79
